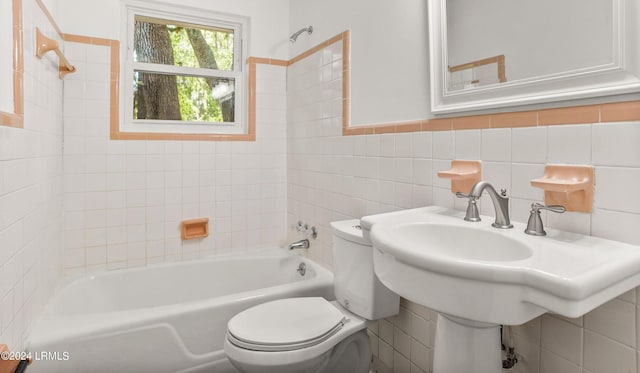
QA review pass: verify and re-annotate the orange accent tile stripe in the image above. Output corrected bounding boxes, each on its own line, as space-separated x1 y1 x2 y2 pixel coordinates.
35 0 62 38
599 101 640 122
538 105 600 126
62 33 113 47
246 57 287 66
489 111 537 128
339 101 639 136
452 115 491 130
288 31 348 66
342 31 351 134
1 0 24 128
248 58 257 140
12 0 23 117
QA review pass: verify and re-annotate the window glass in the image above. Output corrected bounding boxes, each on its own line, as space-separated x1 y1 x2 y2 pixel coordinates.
122 2 246 134
133 16 234 71
133 72 235 122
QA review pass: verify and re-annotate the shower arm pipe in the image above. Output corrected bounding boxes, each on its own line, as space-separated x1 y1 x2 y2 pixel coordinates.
35 27 76 79
290 26 313 43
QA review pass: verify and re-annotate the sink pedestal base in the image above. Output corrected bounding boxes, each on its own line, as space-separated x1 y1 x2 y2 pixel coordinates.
433 313 501 373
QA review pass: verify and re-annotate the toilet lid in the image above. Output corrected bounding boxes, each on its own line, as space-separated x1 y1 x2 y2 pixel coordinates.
227 297 347 351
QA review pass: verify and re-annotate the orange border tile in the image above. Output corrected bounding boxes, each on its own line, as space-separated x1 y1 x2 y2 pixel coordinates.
490 111 538 128
538 105 600 126
1 0 24 128
452 115 491 130
423 118 452 131
341 31 351 134
600 101 640 123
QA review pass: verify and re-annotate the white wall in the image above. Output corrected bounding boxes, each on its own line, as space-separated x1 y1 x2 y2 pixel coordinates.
56 0 290 60
0 0 64 349
289 0 431 126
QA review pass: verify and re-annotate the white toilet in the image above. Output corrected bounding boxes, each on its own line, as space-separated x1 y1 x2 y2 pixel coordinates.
224 219 399 373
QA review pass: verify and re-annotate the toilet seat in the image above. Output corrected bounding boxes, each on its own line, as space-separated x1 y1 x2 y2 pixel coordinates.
227 297 348 352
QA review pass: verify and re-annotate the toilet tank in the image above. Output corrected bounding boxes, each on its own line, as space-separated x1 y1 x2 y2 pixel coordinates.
330 219 399 320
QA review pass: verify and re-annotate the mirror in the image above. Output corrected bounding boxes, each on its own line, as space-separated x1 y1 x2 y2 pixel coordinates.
429 0 640 114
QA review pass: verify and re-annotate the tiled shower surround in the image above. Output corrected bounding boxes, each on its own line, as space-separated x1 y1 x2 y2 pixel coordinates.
61 42 287 273
0 0 63 350
286 40 640 373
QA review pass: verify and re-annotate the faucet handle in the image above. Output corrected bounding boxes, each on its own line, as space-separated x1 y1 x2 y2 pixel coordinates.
531 202 566 214
456 192 481 222
525 203 566 236
500 188 507 197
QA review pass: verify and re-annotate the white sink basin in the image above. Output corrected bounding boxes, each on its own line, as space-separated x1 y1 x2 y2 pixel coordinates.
363 206 640 325
386 223 532 262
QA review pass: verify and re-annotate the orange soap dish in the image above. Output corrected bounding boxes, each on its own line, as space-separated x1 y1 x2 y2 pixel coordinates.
530 165 594 212
437 160 482 194
181 218 209 240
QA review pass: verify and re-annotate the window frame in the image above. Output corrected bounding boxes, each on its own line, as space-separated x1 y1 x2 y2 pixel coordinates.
121 0 248 135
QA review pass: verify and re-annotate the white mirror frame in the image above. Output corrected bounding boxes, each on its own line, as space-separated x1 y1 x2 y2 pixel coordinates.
428 0 640 114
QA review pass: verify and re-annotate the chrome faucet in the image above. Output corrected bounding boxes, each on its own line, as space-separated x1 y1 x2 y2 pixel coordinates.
288 239 310 250
457 181 513 229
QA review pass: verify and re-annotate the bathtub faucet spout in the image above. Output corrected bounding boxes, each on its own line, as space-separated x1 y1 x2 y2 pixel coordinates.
288 239 310 250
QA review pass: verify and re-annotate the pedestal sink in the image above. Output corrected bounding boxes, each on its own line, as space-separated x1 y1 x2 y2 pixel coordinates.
361 206 640 373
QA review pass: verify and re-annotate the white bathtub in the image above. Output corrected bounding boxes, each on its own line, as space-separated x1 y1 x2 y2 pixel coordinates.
27 249 334 373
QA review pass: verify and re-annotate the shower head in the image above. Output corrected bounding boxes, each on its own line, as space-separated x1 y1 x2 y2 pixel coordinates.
289 26 313 43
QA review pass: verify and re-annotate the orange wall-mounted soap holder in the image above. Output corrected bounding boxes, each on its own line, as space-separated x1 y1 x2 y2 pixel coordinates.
181 218 209 240
530 165 594 212
437 160 482 194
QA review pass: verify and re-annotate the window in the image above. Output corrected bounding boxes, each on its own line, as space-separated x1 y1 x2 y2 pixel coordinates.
121 1 248 136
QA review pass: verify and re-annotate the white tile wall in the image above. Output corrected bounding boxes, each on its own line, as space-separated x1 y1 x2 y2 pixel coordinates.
286 40 640 373
61 43 288 274
0 0 64 349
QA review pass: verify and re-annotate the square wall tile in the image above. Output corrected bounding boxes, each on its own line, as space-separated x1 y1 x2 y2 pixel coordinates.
541 315 583 365
547 124 592 164
412 132 432 159
594 167 640 214
512 127 547 164
481 128 511 162
454 130 481 160
593 122 640 167
584 298 635 347
539 349 581 373
433 131 455 160
591 209 640 246
583 330 636 373
511 163 545 200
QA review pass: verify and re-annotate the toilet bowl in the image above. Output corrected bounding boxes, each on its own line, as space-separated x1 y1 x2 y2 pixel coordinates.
223 219 399 373
224 298 370 373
